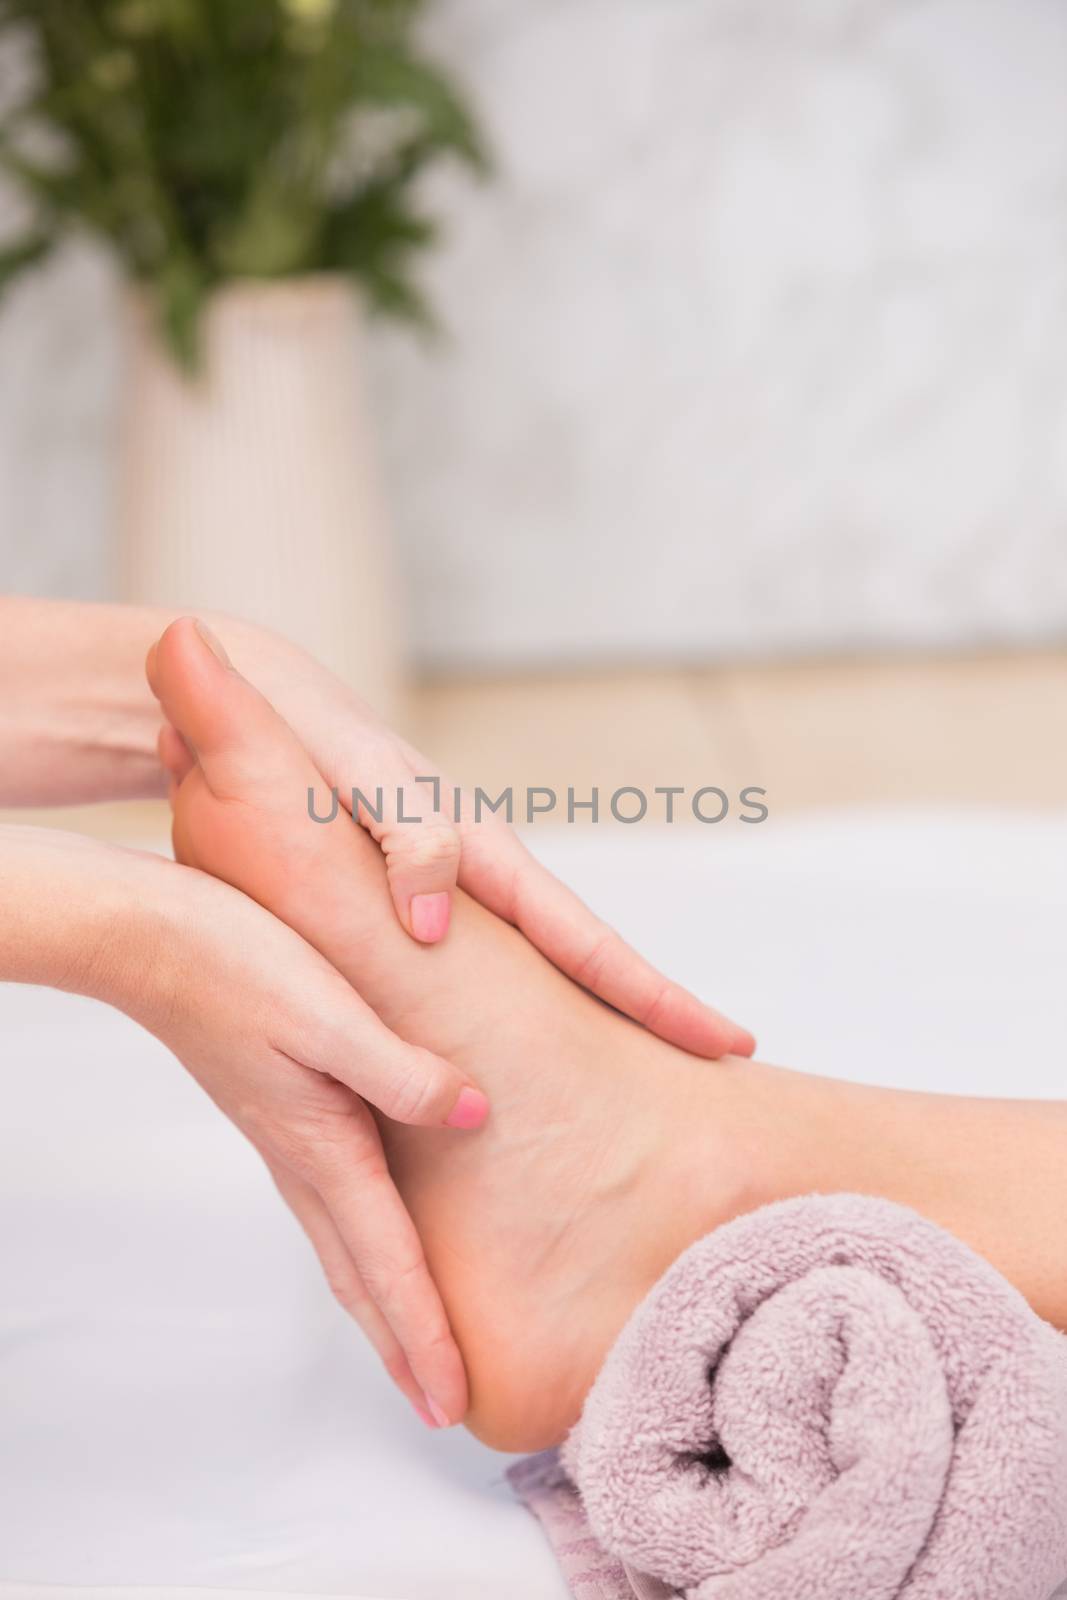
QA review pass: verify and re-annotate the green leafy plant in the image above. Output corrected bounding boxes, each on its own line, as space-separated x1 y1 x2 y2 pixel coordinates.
0 0 486 366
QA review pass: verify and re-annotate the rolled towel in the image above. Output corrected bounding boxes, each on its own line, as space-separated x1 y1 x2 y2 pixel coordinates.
511 1195 1067 1600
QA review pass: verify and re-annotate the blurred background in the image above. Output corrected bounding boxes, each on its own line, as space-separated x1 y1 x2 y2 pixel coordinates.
2 0 1066 832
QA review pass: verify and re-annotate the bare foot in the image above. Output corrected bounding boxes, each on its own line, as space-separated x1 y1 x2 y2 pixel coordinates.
149 619 1067 1448
147 619 771 1447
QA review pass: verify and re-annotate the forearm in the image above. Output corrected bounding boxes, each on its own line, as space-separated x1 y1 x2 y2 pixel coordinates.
0 822 171 1009
0 597 279 806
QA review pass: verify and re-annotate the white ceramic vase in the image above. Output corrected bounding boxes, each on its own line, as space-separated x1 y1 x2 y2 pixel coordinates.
117 276 404 719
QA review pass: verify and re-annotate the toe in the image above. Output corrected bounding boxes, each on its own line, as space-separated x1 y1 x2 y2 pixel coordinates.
157 720 195 785
149 617 313 799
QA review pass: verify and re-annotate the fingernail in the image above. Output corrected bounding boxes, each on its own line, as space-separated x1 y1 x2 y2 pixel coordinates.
445 1085 490 1130
411 891 450 943
193 618 231 668
423 1392 451 1428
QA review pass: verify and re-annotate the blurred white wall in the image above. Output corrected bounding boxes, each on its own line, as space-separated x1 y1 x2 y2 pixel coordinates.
2 0 1067 669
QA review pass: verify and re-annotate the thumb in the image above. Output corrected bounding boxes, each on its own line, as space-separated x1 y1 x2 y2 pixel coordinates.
349 769 461 945
303 982 489 1131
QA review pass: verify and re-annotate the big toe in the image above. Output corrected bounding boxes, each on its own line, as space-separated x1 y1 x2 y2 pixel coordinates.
147 617 312 798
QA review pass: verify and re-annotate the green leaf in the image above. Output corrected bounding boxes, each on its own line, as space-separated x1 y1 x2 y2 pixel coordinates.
0 230 55 293
0 141 80 211
323 180 435 269
211 170 321 277
155 254 208 372
360 261 434 328
337 42 488 171
0 0 487 365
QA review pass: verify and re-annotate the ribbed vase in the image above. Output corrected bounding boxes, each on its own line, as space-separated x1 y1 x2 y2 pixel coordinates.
117 276 404 719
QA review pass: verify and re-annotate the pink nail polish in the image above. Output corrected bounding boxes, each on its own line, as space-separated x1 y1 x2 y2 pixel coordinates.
445 1086 490 1131
424 1393 451 1428
411 891 450 943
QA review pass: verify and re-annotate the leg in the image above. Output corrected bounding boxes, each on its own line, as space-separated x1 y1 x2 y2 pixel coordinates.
150 620 1067 1451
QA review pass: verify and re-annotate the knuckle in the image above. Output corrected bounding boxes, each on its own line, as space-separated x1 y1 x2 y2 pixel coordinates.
374 1251 428 1318
265 1127 321 1183
229 1087 296 1157
394 819 460 874
322 1129 388 1192
571 926 618 990
639 977 674 1031
324 1269 368 1318
261 1090 367 1182
287 1000 365 1081
416 1315 457 1358
381 1346 411 1384
381 1050 450 1125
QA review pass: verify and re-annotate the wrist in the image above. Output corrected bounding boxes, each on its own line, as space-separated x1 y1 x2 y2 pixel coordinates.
0 824 181 1014
0 598 166 805
0 597 303 808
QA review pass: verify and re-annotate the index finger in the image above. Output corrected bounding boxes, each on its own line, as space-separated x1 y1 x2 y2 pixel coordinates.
310 1102 468 1426
265 1158 434 1421
458 825 756 1059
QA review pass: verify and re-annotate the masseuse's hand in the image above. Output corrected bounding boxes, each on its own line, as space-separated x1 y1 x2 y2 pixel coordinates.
160 622 756 1059
2 823 477 1428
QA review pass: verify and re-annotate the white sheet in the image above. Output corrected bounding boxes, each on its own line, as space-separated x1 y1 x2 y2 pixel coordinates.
2 810 1065 1597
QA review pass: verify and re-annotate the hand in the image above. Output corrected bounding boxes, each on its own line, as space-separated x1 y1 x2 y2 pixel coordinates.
1 824 477 1428
157 619 756 1060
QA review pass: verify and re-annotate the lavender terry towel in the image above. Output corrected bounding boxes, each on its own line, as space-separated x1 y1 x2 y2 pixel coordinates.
509 1195 1067 1600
